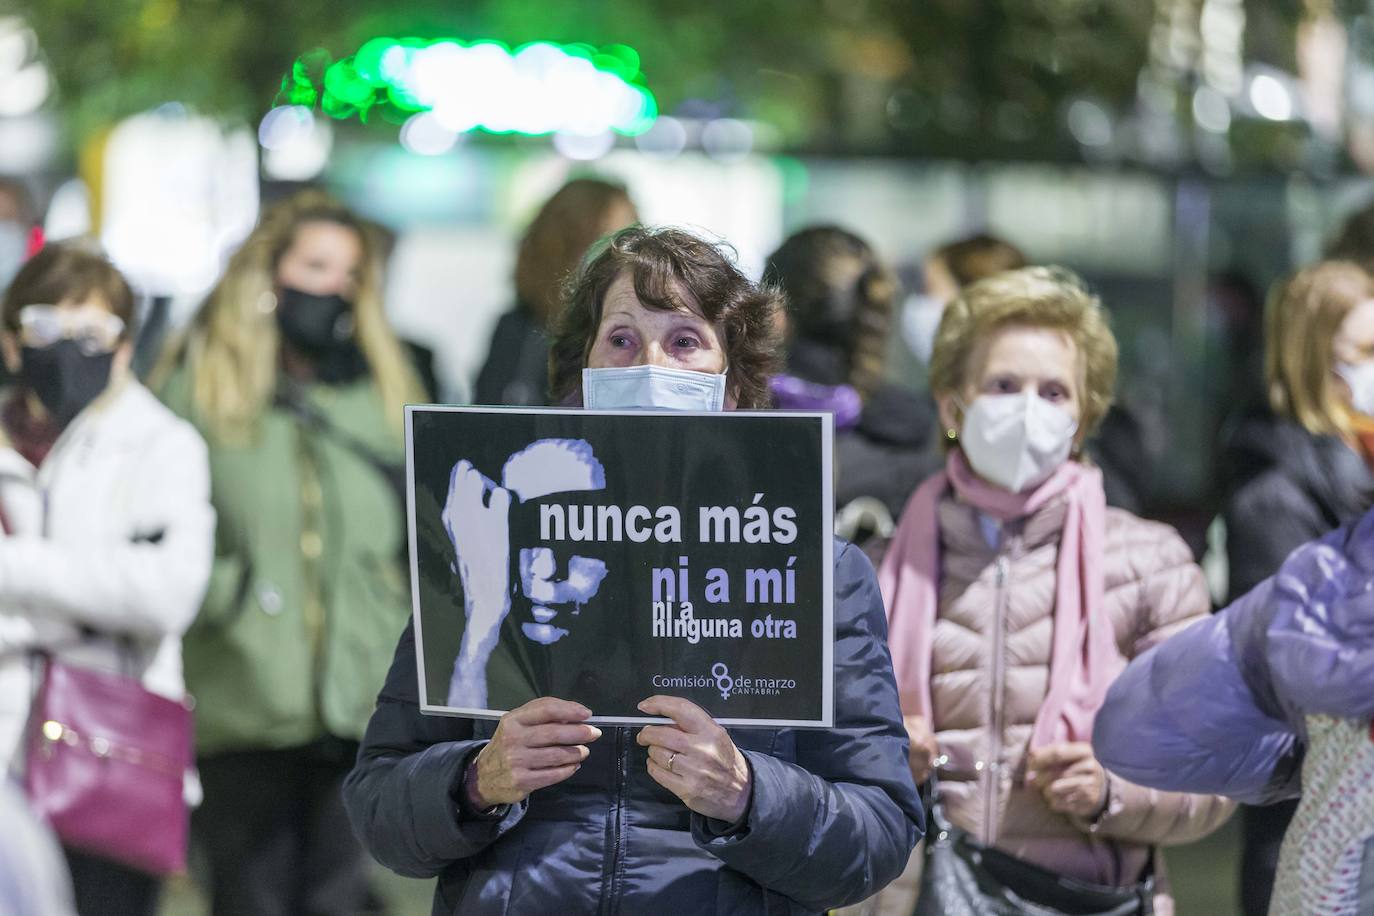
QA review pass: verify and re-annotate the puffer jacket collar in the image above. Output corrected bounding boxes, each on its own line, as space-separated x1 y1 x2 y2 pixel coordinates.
938 488 1071 557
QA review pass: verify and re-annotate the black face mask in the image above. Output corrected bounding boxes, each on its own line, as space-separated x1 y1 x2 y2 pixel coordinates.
276 287 368 384
20 341 115 428
276 287 355 354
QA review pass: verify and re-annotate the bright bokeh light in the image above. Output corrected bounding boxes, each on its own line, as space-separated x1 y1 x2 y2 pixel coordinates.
701 119 753 161
0 114 55 173
552 129 615 160
1249 73 1294 121
1192 86 1232 133
260 106 332 180
0 19 33 75
399 111 460 156
288 36 658 140
43 178 90 241
1066 98 1113 147
634 116 688 158
258 105 313 149
0 17 49 117
102 111 260 296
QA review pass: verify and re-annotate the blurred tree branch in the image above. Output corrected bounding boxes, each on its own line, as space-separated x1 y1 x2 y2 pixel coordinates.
3 0 1316 162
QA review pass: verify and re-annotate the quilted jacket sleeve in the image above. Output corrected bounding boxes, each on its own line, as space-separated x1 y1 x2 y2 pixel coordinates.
342 621 527 878
1094 575 1305 809
1084 524 1236 844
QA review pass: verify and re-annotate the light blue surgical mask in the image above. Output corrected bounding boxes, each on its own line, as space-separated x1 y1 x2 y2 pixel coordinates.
581 365 727 411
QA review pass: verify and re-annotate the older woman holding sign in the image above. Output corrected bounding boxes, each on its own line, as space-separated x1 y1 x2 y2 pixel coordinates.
343 227 922 914
877 267 1232 915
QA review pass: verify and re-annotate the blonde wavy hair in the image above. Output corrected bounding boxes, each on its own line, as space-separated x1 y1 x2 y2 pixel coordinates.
1265 260 1374 440
929 266 1118 447
153 191 423 442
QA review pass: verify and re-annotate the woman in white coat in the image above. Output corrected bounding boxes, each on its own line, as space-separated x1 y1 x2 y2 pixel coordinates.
0 243 214 916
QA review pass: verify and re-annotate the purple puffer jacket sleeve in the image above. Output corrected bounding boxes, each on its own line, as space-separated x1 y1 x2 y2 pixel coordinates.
1093 511 1374 807
1266 513 1374 723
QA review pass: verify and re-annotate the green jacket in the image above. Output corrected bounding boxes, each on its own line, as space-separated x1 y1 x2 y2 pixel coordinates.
160 370 411 755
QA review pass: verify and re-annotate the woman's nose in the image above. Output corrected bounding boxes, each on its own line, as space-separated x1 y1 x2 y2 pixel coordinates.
631 343 672 368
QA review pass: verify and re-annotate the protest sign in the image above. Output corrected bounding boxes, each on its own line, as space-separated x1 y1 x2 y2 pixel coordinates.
406 406 834 727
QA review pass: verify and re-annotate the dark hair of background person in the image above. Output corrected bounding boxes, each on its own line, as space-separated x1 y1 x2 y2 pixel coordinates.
548 226 782 409
933 233 1028 287
1326 200 1374 270
516 178 636 327
762 225 897 399
3 242 135 336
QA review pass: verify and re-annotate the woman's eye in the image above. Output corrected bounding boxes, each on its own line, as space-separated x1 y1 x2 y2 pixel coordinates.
1042 385 1069 402
674 336 699 349
990 378 1018 393
610 334 632 349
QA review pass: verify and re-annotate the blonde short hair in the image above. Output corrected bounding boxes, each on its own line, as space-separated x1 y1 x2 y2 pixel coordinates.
1265 260 1374 439
929 266 1118 439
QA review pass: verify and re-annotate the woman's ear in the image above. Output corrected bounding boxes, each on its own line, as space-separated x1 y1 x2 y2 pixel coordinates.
936 393 962 439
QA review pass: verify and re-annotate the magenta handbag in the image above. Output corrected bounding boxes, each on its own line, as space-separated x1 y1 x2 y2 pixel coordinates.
23 655 194 876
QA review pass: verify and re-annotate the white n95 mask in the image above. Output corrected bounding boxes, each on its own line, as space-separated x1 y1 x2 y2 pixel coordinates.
1337 361 1374 418
582 365 726 411
960 391 1078 493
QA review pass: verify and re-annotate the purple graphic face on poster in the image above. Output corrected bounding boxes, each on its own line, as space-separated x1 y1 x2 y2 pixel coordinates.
406 406 835 727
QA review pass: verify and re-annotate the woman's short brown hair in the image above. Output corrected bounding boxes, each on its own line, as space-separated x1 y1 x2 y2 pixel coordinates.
548 226 782 408
933 233 1028 288
1265 260 1374 438
929 265 1118 439
2 242 135 336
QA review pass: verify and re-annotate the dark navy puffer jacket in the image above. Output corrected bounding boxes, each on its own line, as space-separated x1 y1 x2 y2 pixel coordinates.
343 539 923 915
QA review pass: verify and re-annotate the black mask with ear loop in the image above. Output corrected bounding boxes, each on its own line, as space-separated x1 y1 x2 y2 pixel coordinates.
20 341 115 428
275 287 368 384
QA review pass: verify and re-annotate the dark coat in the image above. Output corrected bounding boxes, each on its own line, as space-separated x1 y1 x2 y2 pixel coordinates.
834 384 942 521
1222 410 1372 603
783 340 940 521
343 539 923 915
1086 406 1149 516
474 306 550 407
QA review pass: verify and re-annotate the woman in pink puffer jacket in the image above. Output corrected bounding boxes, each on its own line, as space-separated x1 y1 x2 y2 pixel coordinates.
875 267 1233 915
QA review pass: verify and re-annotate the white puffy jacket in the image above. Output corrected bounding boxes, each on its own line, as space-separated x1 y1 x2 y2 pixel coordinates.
0 377 214 771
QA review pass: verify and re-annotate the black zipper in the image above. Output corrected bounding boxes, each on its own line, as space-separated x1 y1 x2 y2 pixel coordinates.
599 727 629 915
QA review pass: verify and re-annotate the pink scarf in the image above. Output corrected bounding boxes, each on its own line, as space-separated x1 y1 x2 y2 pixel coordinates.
877 450 1122 748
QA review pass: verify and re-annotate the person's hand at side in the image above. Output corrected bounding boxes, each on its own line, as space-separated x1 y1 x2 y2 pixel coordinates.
903 713 940 784
636 695 752 824
466 697 602 809
1026 742 1109 819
